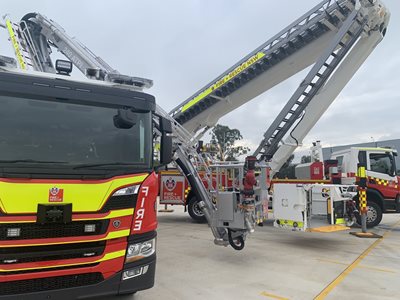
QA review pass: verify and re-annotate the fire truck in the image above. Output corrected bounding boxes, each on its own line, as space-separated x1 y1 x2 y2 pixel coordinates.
330 147 400 227
0 0 391 298
0 9 272 299
295 143 400 227
160 0 391 228
0 13 176 299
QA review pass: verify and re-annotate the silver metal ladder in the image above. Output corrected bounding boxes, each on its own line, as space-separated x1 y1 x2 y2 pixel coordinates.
155 105 229 244
253 8 367 159
4 18 40 71
170 0 355 127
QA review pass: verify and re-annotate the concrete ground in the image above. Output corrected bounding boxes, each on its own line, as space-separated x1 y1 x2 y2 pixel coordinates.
96 207 400 300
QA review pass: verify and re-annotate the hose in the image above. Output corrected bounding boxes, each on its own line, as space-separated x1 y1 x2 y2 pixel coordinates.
228 229 245 251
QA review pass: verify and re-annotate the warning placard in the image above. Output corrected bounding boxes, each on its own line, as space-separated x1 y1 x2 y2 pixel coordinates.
160 175 185 204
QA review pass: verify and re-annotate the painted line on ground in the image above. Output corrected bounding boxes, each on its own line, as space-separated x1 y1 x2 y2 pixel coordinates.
316 258 397 273
314 220 400 299
260 291 290 300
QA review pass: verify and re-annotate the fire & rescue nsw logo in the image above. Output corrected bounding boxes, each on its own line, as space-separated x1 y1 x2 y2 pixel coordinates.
48 187 64 202
165 177 176 191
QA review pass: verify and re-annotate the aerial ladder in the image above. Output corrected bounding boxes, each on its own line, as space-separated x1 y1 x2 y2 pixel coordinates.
170 0 390 145
1 12 245 248
168 0 389 233
2 0 390 249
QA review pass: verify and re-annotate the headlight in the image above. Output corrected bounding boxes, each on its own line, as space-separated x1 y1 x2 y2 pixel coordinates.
112 184 140 196
125 238 156 263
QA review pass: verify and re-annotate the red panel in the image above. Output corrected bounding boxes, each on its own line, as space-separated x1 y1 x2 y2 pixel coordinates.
0 256 125 282
131 172 158 234
310 162 324 180
0 215 132 248
0 174 147 184
0 238 126 273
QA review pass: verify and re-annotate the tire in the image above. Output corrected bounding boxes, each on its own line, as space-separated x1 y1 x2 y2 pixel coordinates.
356 201 383 228
187 196 206 223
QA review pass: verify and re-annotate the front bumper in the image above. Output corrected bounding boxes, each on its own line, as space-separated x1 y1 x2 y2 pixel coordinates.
0 257 155 300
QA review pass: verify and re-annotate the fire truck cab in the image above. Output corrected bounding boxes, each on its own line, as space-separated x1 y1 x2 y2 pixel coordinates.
330 147 399 227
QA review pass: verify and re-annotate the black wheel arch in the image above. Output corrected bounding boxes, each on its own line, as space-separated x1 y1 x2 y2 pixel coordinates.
366 188 385 211
186 190 196 204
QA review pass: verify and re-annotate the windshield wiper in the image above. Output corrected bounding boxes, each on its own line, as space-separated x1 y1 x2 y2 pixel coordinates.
0 159 69 164
73 162 139 169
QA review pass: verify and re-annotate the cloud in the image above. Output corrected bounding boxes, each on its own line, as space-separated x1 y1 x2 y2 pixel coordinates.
2 0 399 158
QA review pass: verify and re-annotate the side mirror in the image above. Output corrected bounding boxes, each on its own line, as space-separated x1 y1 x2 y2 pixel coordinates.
160 117 173 165
114 109 137 129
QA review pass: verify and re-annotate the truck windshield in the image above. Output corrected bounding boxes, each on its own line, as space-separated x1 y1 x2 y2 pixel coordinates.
0 95 152 171
369 153 395 176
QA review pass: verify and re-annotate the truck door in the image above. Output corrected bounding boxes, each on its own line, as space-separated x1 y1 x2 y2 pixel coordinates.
366 151 398 199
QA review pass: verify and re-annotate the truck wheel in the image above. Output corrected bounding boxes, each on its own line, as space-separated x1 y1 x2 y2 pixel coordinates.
188 196 206 223
356 202 382 228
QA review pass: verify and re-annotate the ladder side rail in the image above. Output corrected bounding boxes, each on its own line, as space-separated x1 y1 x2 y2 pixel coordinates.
174 147 227 242
155 105 225 242
20 20 45 72
37 14 107 72
169 0 350 116
253 9 363 157
267 26 384 175
73 37 117 73
20 13 153 88
4 20 32 70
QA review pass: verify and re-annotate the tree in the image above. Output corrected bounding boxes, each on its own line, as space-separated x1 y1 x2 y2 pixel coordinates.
210 124 250 161
275 154 296 179
301 155 311 164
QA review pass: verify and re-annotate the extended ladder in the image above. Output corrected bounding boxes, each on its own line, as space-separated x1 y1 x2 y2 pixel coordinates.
3 18 40 71
170 0 356 132
253 9 367 159
155 105 229 245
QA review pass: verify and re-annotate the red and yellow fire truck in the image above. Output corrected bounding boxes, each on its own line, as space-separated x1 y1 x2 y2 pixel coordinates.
0 13 174 299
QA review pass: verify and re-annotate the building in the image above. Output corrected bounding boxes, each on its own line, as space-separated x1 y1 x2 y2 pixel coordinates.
322 138 400 167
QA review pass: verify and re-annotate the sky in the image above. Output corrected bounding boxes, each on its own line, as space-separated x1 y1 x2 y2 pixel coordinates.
1 0 399 159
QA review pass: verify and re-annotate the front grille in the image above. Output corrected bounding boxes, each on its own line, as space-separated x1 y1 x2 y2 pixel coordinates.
0 241 106 264
0 273 103 295
0 220 109 240
100 194 137 212
1 263 99 276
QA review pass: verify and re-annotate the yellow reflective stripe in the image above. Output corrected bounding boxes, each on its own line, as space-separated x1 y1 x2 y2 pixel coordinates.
1 229 131 248
0 208 134 224
335 218 345 225
0 174 148 214
277 219 304 228
358 166 366 178
181 52 266 112
0 250 126 272
6 20 26 70
78 208 134 221
357 147 395 152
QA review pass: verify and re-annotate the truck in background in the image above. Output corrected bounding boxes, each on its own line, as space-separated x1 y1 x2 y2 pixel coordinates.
295 142 399 227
